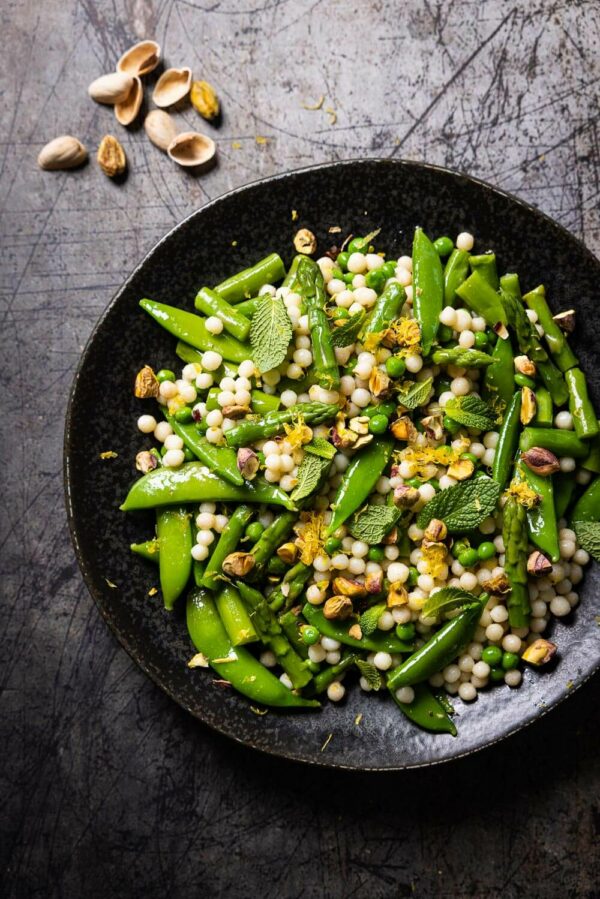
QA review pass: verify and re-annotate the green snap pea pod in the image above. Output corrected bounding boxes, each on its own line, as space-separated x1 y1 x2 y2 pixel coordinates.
278 610 312 661
215 584 259 646
554 473 577 520
412 227 443 355
225 402 339 448
391 682 457 736
499 274 568 406
165 411 244 486
565 368 599 440
443 249 470 306
431 347 494 368
268 562 312 612
582 429 600 473
213 253 286 303
236 582 312 689
156 506 193 610
361 281 405 337
520 466 560 562
121 462 297 511
469 253 499 289
482 335 514 409
325 437 394 537
534 387 553 427
311 652 357 694
234 297 261 318
194 287 252 342
186 589 319 708
456 270 507 328
520 428 588 458
279 371 319 395
503 498 530 628
292 257 340 390
204 385 280 414
201 505 253 590
193 560 206 586
386 596 487 690
175 341 238 378
131 539 160 562
572 476 600 522
301 604 413 654
491 391 521 490
282 253 303 288
140 299 251 363
523 285 578 372
249 512 296 577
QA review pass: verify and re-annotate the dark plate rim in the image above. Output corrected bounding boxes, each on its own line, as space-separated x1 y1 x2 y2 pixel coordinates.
64 157 600 771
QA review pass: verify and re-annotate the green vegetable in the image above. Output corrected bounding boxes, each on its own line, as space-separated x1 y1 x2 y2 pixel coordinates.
249 292 293 374
482 645 502 666
356 659 383 691
225 402 339 448
491 391 521 490
503 497 530 628
431 347 495 368
165 410 244 486
469 253 498 289
369 413 389 434
194 286 251 342
215 584 259 646
412 227 443 354
362 281 405 338
386 355 406 378
156 507 193 610
572 476 600 523
520 428 588 458
521 466 559 562
131 539 160 563
565 368 599 440
348 504 400 545
213 253 286 303
483 336 514 410
416 475 500 533
522 285 578 372
301 604 412 653
326 437 394 536
443 249 470 306
434 236 454 257
140 299 251 363
456 270 507 327
202 505 252 590
391 683 457 736
291 256 340 390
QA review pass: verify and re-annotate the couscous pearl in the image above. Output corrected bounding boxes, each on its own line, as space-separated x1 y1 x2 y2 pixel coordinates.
217 390 235 407
419 483 436 502
395 686 415 704
340 375 356 396
265 454 282 472
351 388 371 407
486 623 504 642
459 330 475 348
293 348 313 368
554 411 574 430
504 670 522 687
440 306 458 328
159 380 178 399
351 540 369 559
459 683 477 701
164 434 184 451
163 448 185 467
206 409 223 428
459 654 474 673
531 600 547 618
196 529 215 547
238 360 255 379
407 524 424 541
191 543 209 561
137 414 157 433
331 553 349 570
456 231 474 251
308 644 327 663
205 427 223 445
574 549 589 565
313 554 330 572
550 596 571 616
263 369 281 387
468 642 483 660
439 475 457 490
347 252 368 273
373 651 393 671
459 572 478 591
482 448 495 467
280 390 297 409
405 354 423 373
392 606 411 625
196 372 213 390
470 675 488 689
472 661 490 679
327 278 346 295
404 285 414 301
502 634 522 653
260 650 277 667
490 604 509 624
279 454 294 473
326 651 342 667
387 562 409 583
205 316 223 335
397 255 412 270
471 316 486 332
559 540 576 558
483 431 499 449
354 287 378 307
327 681 345 702
438 390 454 408
335 289 354 309
444 664 461 684
378 611 395 631
366 253 384 270
202 351 222 371
196 512 215 530
451 376 470 396
559 456 576 473
396 267 412 287
306 585 325 604
359 677 372 692
530 617 547 633
348 557 366 575
454 309 472 332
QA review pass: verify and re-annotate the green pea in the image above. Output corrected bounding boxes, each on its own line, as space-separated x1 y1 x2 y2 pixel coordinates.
343 272 355 284
256 451 266 464
337 251 350 271
334 308 350 320
407 567 419 586
267 557 287 576
366 269 386 292
490 666 505 683
458 548 479 568
344 357 358 373
477 541 496 561
367 546 385 562
460 452 478 465
195 419 208 434
452 540 469 558
406 477 422 488
369 414 389 435
364 405 379 419
514 373 536 389
502 651 520 671
433 236 454 257
160 444 169 456
378 402 396 418
348 236 368 254
331 268 344 281
474 332 488 349
382 261 397 279
386 355 406 378
487 331 498 346
156 369 175 383
175 406 193 423
436 378 452 394
395 622 416 641
443 415 461 436
437 324 454 343
428 478 440 489
300 625 320 646
482 645 503 666
245 521 265 542
183 446 195 462
324 536 342 555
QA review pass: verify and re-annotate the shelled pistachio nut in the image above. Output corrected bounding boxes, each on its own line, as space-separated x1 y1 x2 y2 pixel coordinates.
97 135 127 177
190 80 220 120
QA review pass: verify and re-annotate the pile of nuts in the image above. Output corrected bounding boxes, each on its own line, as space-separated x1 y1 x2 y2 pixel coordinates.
37 39 219 177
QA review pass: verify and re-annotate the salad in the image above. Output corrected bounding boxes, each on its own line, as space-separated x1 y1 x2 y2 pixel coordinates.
121 226 599 736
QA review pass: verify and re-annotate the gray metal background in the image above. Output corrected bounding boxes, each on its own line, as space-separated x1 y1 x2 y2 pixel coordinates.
2 1 599 896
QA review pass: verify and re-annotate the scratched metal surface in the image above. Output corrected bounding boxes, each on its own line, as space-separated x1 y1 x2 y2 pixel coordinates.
1 1 599 896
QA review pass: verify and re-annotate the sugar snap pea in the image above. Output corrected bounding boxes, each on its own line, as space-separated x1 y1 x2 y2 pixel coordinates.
131 539 160 563
194 286 252 342
520 466 560 562
522 285 578 372
491 391 521 490
362 281 405 338
140 299 250 363
469 253 499 289
213 253 286 303
533 387 553 427
165 410 244 486
225 402 339 448
215 584 259 646
519 427 588 458
412 227 443 355
443 248 470 306
202 505 253 590
291 256 340 390
565 368 599 440
326 437 394 536
572 476 600 522
503 498 530 628
554 472 576 520
302 604 413 654
431 347 494 368
391 682 457 736
483 335 514 410
456 269 507 328
156 506 193 610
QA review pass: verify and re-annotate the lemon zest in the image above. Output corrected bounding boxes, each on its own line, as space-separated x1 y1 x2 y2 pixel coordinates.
294 512 327 565
504 480 540 509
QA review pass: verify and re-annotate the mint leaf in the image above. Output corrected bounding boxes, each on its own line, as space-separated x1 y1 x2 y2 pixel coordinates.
348 504 401 545
444 395 496 430
331 311 365 347
304 438 337 460
250 294 292 374
396 377 433 410
416 475 500 533
422 587 481 621
359 602 386 636
355 659 383 691
290 454 330 502
573 521 600 562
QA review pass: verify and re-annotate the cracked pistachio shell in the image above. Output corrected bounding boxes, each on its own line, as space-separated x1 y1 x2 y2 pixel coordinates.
152 67 192 108
117 40 161 77
115 76 143 126
167 131 216 168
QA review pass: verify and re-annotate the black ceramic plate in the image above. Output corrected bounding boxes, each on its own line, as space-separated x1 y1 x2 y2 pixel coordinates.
65 159 600 770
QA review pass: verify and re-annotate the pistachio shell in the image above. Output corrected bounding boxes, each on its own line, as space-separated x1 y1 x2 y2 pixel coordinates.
152 67 192 108
115 76 143 126
117 40 161 77
88 71 134 104
144 109 178 151
167 131 216 168
37 135 87 170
